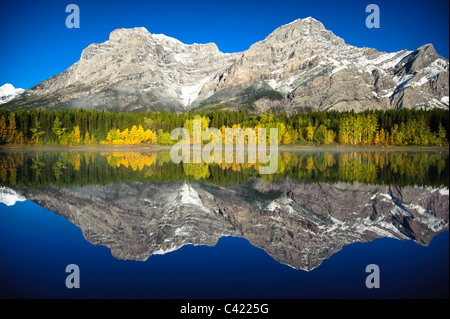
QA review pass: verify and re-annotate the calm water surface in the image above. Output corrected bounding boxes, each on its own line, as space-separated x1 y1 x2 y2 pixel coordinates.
0 149 448 298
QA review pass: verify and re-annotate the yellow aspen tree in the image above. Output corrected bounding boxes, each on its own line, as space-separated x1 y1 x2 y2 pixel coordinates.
306 123 315 141
282 132 291 144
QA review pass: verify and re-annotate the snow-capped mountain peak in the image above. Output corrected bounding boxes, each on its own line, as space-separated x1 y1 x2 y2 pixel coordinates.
0 187 26 206
2 17 448 112
0 83 24 105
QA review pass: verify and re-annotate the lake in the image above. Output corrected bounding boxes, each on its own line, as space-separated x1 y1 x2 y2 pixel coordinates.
0 148 448 299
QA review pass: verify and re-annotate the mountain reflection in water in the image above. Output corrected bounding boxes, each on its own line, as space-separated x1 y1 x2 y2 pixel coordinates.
0 149 448 271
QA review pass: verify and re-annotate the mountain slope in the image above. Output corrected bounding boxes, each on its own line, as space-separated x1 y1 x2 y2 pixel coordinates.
3 18 449 113
11 179 449 270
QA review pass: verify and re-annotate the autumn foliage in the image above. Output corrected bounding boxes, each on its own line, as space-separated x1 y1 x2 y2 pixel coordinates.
102 125 157 145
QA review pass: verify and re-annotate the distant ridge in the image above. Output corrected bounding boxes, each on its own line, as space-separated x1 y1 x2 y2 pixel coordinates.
2 18 448 113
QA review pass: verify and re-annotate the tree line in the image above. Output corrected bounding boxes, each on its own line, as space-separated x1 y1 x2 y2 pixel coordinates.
0 108 448 146
1 150 447 188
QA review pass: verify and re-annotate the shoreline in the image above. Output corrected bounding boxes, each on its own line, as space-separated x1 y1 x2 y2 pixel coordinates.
0 144 448 152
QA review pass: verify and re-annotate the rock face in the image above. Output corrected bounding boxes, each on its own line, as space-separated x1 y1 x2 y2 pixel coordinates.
3 18 449 112
13 179 449 271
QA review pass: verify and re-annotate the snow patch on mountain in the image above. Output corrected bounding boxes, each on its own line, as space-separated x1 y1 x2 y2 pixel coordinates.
0 187 26 206
0 84 24 104
5 17 448 112
175 183 210 212
439 187 449 196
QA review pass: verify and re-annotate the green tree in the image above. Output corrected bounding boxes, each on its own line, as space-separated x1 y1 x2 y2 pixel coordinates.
436 122 447 145
183 115 210 143
157 130 172 145
314 125 328 145
338 116 350 144
0 116 7 144
30 118 45 144
52 116 66 143
7 112 17 144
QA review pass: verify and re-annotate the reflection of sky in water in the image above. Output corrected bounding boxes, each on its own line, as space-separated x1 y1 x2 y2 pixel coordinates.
0 200 448 299
0 150 448 298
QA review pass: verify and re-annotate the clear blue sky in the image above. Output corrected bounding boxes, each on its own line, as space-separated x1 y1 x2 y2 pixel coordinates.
0 0 448 90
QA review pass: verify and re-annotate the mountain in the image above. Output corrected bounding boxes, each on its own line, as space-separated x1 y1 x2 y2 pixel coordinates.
0 187 26 206
3 18 449 113
0 84 24 105
12 179 449 271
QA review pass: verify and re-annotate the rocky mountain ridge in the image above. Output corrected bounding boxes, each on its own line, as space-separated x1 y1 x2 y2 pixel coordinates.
11 179 449 271
3 17 449 113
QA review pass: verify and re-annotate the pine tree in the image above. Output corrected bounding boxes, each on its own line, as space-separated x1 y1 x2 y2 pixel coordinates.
0 116 7 144
7 112 17 144
30 119 45 144
52 116 66 143
437 122 447 145
379 128 386 145
391 124 400 145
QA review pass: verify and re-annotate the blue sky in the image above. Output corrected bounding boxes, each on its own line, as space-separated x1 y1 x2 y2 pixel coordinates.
0 0 448 90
